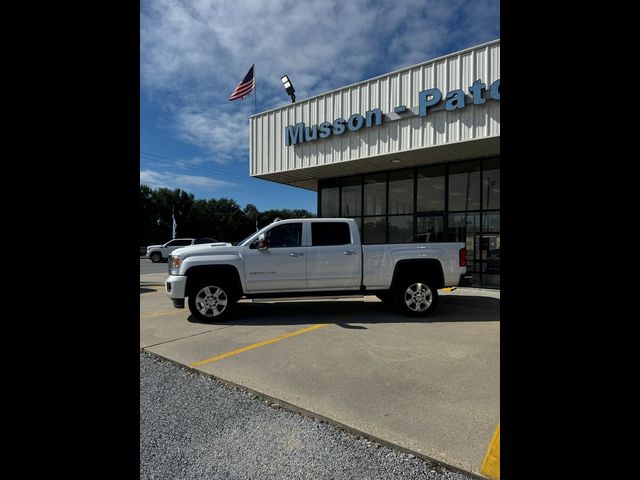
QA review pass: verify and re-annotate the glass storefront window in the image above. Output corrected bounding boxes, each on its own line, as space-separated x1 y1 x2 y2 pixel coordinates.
416 216 444 243
483 158 500 210
388 170 414 214
317 157 499 286
483 212 500 232
363 216 386 243
388 215 413 243
417 165 445 212
320 179 340 217
448 161 481 211
364 173 386 216
448 212 480 274
341 176 362 217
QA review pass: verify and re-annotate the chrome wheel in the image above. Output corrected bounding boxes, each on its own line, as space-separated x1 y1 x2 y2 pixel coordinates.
194 285 228 318
403 283 433 312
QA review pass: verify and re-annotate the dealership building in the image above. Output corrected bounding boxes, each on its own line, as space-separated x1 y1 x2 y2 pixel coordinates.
249 39 500 287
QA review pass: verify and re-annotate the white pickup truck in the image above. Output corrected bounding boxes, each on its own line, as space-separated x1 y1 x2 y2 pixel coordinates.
165 218 468 321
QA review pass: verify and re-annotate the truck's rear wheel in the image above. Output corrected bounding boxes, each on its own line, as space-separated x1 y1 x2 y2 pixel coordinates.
188 282 235 322
150 252 162 263
395 279 438 317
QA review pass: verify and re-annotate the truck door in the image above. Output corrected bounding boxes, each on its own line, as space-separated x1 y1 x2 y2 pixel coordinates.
306 221 361 290
244 222 307 292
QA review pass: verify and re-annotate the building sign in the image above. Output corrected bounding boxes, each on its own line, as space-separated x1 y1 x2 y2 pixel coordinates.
284 78 500 146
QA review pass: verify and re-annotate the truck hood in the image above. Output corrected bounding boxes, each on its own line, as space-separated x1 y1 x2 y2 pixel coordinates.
172 243 236 257
147 244 162 250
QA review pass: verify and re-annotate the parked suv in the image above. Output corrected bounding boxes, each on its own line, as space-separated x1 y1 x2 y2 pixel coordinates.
146 238 230 263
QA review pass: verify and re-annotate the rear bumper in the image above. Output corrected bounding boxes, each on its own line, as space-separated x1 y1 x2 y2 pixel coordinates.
458 273 473 287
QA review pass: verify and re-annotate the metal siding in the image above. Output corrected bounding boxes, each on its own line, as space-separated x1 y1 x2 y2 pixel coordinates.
250 40 499 179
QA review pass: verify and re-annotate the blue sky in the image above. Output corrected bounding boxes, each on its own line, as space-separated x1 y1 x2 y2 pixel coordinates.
140 0 499 214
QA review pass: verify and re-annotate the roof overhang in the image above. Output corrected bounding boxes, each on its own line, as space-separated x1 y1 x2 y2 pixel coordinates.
254 136 500 191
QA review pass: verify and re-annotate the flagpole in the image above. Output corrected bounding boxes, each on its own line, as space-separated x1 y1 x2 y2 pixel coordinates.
254 64 257 115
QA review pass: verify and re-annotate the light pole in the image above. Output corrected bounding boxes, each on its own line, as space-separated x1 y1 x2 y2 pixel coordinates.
281 75 296 103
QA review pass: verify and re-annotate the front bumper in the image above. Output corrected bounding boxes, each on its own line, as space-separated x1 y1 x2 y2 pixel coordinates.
165 275 187 308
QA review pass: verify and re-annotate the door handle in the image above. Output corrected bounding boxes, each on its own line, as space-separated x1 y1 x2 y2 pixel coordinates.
290 252 304 257
343 250 358 255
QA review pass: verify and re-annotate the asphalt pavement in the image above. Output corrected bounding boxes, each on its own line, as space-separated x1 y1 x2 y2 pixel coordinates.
140 256 169 274
140 351 478 480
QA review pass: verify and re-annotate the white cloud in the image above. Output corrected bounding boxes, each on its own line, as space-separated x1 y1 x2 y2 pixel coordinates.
140 169 236 190
141 0 499 163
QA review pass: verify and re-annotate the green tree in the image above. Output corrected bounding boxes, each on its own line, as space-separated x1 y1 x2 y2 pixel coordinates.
140 185 316 246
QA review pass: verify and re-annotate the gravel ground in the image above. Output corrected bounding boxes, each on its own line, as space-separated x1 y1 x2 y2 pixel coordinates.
140 352 478 480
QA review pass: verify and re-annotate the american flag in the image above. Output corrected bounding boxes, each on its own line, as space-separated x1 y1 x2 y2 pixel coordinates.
228 65 255 101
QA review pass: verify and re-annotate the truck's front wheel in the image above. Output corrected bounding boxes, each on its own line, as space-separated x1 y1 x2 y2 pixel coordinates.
150 252 162 263
395 279 438 317
188 282 235 322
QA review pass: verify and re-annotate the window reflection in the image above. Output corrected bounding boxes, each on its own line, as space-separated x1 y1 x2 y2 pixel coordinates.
448 161 480 211
416 216 444 243
389 215 413 243
320 186 339 217
364 173 386 216
363 216 386 243
341 176 362 217
388 170 413 214
483 165 500 210
318 157 499 286
417 166 445 212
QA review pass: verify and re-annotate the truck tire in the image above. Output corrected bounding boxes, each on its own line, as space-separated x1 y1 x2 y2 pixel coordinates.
395 278 438 317
150 252 162 263
188 281 236 322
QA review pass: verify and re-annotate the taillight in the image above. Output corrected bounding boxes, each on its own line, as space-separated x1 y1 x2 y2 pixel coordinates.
459 247 467 267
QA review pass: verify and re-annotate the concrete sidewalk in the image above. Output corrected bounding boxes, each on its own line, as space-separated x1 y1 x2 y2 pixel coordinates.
140 272 499 476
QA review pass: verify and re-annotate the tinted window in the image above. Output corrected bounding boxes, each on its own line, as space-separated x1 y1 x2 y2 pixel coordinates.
166 239 192 246
266 223 302 248
172 239 193 246
417 165 445 212
388 170 413 214
341 176 362 217
483 158 500 210
311 222 351 246
388 215 413 243
448 161 481 211
194 237 219 244
364 173 386 215
363 216 386 244
320 179 340 217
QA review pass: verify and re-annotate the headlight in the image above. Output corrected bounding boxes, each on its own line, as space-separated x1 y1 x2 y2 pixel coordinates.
169 255 181 275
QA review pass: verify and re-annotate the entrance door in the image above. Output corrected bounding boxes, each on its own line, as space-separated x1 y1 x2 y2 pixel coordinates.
474 232 500 286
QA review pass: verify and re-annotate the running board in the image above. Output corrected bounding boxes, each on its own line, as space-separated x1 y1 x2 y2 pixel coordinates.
251 294 364 303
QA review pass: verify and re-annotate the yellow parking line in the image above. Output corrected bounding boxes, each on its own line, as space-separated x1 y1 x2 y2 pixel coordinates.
480 423 500 479
191 323 330 367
